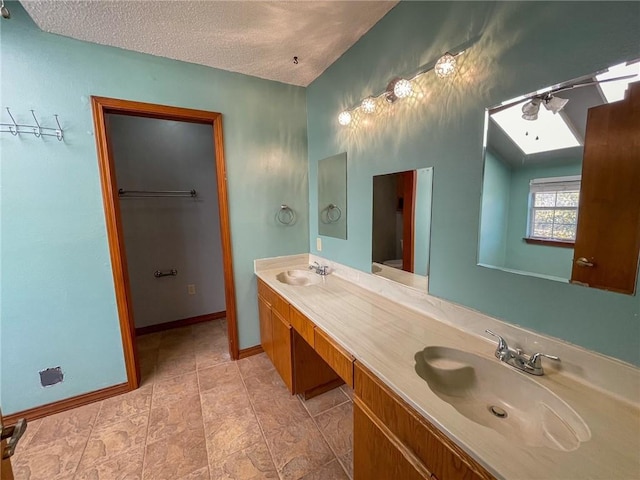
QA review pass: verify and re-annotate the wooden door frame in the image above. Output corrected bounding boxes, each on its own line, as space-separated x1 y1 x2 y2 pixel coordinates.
91 96 240 390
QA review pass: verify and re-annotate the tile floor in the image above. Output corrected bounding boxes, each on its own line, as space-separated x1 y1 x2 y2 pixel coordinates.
12 319 354 480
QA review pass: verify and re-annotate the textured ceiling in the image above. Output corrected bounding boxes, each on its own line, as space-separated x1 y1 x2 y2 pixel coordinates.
21 1 398 87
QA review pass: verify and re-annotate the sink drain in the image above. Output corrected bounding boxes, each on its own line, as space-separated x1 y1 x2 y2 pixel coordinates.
489 405 508 418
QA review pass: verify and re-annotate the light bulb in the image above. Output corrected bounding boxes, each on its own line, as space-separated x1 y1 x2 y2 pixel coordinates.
435 53 457 78
393 79 412 98
338 111 352 126
361 97 377 114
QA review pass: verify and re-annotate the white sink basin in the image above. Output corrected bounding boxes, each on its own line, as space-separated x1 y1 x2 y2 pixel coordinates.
415 346 591 452
276 269 322 286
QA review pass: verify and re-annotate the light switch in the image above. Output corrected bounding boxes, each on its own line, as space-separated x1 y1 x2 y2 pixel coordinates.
188 284 196 295
316 237 322 251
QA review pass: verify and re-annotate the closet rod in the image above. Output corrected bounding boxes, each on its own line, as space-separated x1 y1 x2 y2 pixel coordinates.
118 188 197 198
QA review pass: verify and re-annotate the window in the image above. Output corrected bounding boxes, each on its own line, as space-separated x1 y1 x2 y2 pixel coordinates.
528 176 581 244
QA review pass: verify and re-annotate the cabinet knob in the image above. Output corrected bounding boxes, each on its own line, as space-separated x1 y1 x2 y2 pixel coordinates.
575 257 595 267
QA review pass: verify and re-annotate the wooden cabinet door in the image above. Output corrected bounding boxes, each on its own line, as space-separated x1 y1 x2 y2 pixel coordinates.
258 294 275 363
354 398 430 480
271 310 294 393
571 81 640 294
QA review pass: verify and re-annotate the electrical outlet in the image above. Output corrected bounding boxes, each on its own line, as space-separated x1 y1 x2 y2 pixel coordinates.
188 284 196 295
316 237 322 251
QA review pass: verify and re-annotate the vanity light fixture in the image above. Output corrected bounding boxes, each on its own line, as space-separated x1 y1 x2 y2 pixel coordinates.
337 50 464 126
393 78 413 99
338 110 352 126
434 52 457 78
361 96 378 114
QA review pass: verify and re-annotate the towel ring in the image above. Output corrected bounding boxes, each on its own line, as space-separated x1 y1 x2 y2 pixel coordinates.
276 205 296 225
326 204 342 223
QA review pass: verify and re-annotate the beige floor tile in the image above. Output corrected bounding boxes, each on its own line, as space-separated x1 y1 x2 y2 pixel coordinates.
78 413 148 470
243 368 291 399
195 337 231 369
250 392 310 433
155 352 197 380
300 459 350 480
152 372 199 407
237 353 275 380
301 387 349 416
13 320 357 480
16 417 42 451
12 434 88 480
204 405 263 462
209 440 278 480
200 386 252 421
95 385 153 426
139 350 159 385
74 448 144 480
136 332 162 352
340 385 354 401
314 403 353 457
160 326 193 345
159 339 197 359
176 466 211 480
264 417 334 480
244 370 309 433
192 320 219 336
143 427 208 480
197 362 241 393
28 402 100 449
140 365 157 387
339 450 353 479
147 394 203 443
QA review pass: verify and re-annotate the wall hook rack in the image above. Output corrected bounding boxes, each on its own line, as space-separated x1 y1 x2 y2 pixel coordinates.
0 107 64 141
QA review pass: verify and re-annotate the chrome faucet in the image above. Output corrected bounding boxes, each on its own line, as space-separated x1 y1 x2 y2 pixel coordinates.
309 261 329 276
485 330 560 376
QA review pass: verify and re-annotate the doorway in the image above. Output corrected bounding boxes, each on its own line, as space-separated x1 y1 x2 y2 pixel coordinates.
91 97 239 390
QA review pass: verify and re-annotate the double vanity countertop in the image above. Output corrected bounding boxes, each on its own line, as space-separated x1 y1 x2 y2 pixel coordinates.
255 256 640 480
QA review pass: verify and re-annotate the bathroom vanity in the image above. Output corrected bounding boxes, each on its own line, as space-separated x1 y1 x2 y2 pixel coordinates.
255 255 640 480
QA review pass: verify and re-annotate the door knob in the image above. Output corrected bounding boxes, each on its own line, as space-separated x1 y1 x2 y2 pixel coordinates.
575 257 595 267
1 418 27 459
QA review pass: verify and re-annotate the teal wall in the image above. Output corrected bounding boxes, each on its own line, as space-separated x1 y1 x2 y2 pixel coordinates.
307 1 640 365
479 150 510 266
0 4 308 414
504 161 582 278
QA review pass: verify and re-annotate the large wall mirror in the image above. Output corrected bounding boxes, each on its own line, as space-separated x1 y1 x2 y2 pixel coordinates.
372 167 433 290
478 58 640 294
318 152 347 239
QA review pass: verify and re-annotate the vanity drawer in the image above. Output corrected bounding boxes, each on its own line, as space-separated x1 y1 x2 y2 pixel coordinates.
257 279 289 320
289 306 315 347
271 291 289 320
354 362 493 480
314 328 354 388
